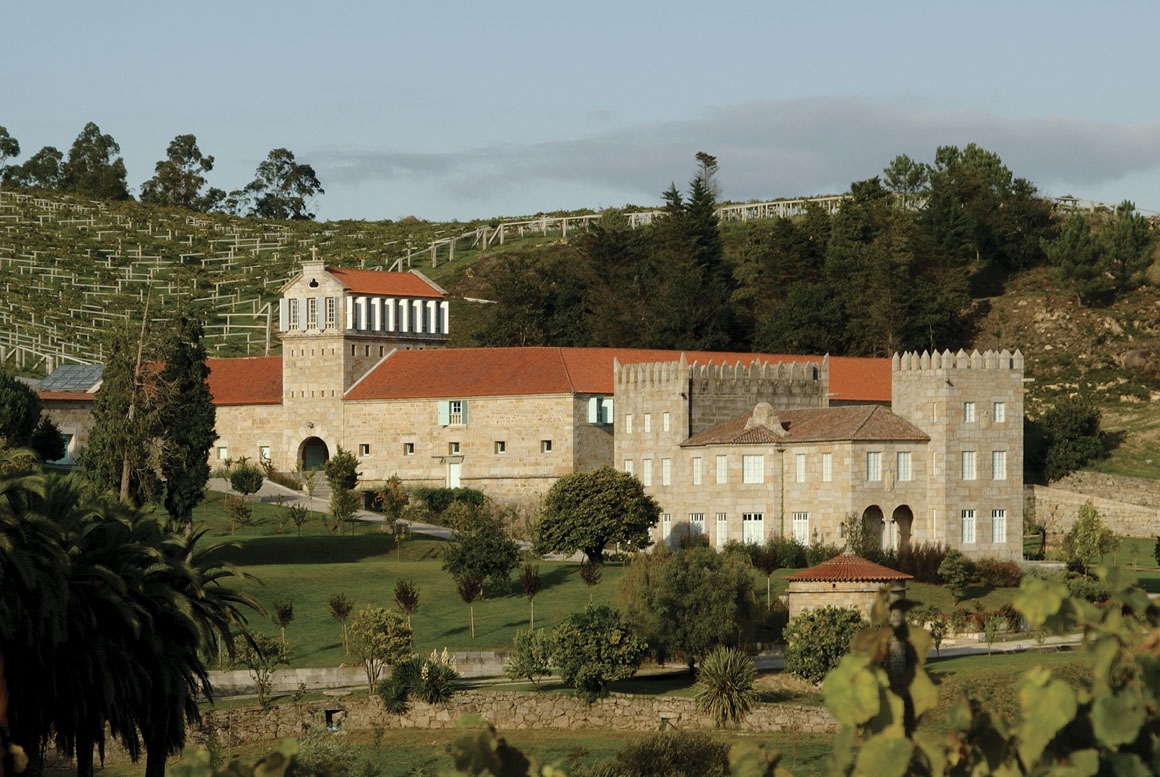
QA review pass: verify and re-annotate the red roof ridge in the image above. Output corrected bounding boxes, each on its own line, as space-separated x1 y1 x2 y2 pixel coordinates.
555 348 577 392
785 551 913 582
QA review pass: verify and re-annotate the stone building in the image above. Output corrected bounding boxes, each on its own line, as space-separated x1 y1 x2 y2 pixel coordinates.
785 551 912 619
39 259 1023 559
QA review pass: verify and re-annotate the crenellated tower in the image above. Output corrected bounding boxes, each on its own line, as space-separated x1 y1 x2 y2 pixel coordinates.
891 349 1024 559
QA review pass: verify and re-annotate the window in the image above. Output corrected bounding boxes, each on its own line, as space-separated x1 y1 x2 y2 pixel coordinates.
822 452 832 482
358 444 370 457
642 459 653 486
661 513 671 546
866 451 882 481
963 401 976 423
217 446 229 461
991 509 1007 543
661 458 671 486
663 412 670 432
961 509 976 544
689 513 705 537
259 445 271 461
716 455 728 484
792 512 809 545
448 442 460 455
438 399 467 426
716 513 728 549
306 297 317 328
742 455 764 484
992 450 1007 480
587 397 614 425
644 414 651 433
993 401 1006 423
623 459 633 475
288 298 299 329
50 433 74 465
795 453 806 483
625 414 633 434
541 439 553 453
403 442 415 456
692 457 702 486
897 451 911 481
742 513 764 544
962 450 977 481
325 297 336 329
494 441 506 454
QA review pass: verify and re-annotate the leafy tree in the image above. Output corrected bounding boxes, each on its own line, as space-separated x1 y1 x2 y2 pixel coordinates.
694 645 757 728
937 548 971 604
61 122 130 200
456 575 484 639
882 153 929 208
783 605 865 683
140 134 224 211
1039 395 1104 481
0 367 65 461
231 633 288 709
628 544 757 670
503 629 554 687
551 605 646 702
1103 200 1157 292
615 542 671 662
273 601 294 647
2 145 63 189
535 466 660 563
1043 213 1111 305
476 251 592 347
159 315 216 530
230 148 324 220
0 126 18 178
578 561 602 604
323 446 360 492
1063 501 1116 576
287 503 311 537
748 542 780 611
373 474 409 523
520 563 542 630
328 593 353 655
442 520 520 597
393 579 420 627
228 462 264 499
326 486 360 535
348 606 412 694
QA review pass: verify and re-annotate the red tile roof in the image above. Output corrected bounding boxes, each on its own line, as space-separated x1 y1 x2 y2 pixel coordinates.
206 356 282 405
682 405 929 447
347 348 891 402
39 391 96 402
785 552 913 582
327 267 445 299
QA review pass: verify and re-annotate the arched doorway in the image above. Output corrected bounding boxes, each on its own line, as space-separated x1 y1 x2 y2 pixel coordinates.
300 437 330 470
892 505 914 552
862 505 885 550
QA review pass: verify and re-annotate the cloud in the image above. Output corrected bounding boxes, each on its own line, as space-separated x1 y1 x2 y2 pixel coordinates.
313 97 1160 214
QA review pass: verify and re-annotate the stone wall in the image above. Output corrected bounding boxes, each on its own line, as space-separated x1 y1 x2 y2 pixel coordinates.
189 692 837 753
1051 472 1160 511
1027 484 1160 541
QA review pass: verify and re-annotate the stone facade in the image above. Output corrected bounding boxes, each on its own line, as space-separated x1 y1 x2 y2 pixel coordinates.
621 349 1025 560
786 580 907 620
1027 484 1160 545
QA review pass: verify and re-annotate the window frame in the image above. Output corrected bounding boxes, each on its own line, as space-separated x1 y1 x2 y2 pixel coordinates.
866 451 882 481
962 450 977 481
961 509 977 544
992 450 1007 480
896 451 911 482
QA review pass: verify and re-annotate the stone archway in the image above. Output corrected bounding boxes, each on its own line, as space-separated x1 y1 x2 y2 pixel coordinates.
862 505 885 550
892 505 915 552
299 437 330 470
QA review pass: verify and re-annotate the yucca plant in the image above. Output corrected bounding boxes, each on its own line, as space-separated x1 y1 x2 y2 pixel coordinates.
693 646 757 727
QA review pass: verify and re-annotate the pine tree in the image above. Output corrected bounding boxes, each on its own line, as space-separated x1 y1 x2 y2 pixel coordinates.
159 316 216 530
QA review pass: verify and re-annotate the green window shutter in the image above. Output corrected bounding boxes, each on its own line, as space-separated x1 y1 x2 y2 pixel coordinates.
601 398 614 424
438 400 449 426
588 397 599 424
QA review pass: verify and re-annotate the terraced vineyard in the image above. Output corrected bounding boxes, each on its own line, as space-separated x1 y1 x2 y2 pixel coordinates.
0 190 517 374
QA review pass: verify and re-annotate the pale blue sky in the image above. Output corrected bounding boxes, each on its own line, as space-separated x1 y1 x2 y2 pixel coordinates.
6 1 1159 221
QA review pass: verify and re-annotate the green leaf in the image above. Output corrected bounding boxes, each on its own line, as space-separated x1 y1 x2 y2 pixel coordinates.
852 735 914 777
1092 688 1146 747
910 665 939 720
1049 748 1099 777
1017 668 1077 765
822 654 882 727
1107 752 1152 777
1014 576 1067 630
729 742 789 777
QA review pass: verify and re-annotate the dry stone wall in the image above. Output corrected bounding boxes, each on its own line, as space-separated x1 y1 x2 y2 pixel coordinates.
189 692 837 752
1027 484 1160 542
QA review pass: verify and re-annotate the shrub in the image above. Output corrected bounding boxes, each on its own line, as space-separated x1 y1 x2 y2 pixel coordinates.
767 536 806 568
504 629 554 687
805 542 843 567
783 606 865 683
375 677 409 714
413 486 486 517
998 602 1022 632
948 608 971 634
760 599 789 645
1066 574 1110 603
893 543 948 583
694 646 757 727
413 653 459 703
582 731 729 777
937 549 973 604
974 558 1023 588
229 462 264 497
1062 502 1117 576
290 729 380 777
552 606 646 702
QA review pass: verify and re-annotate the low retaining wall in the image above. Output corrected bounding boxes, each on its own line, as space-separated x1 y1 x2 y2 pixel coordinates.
209 652 508 695
1027 485 1160 542
1052 472 1160 511
189 692 836 753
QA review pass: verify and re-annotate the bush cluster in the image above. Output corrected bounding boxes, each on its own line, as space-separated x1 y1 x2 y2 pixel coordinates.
783 606 866 683
974 558 1022 588
375 651 460 712
412 486 486 517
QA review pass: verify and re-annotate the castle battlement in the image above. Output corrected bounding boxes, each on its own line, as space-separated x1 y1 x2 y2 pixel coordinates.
614 354 828 396
892 349 1023 373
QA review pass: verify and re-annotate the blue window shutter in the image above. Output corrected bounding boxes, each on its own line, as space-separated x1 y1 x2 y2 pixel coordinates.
438 401 449 426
